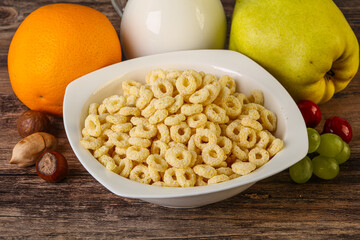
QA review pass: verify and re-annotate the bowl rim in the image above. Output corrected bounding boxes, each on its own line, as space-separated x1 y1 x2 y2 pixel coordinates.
63 49 308 199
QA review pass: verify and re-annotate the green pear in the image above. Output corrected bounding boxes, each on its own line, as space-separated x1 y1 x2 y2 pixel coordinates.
229 0 359 104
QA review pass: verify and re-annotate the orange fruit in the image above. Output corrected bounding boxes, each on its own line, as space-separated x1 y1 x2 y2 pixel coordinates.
8 3 122 116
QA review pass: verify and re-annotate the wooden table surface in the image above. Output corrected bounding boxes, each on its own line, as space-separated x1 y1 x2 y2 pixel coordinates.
1 0 359 239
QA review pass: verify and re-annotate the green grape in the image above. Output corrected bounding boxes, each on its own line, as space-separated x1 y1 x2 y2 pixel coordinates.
316 133 344 157
289 156 313 183
312 155 339 180
307 128 321 153
335 141 351 164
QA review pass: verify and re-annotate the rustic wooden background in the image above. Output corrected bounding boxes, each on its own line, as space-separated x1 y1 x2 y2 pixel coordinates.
1 0 359 239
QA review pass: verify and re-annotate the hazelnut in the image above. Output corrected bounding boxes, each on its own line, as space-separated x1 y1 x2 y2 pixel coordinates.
36 151 68 182
17 110 51 138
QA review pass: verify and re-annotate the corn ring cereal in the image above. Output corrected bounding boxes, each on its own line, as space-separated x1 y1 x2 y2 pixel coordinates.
217 136 233 155
149 109 168 125
204 104 228 124
256 130 271 149
176 73 197 95
167 94 184 114
122 80 142 97
141 99 157 119
136 86 154 110
241 117 263 131
111 123 133 133
133 123 157 139
126 146 150 163
208 174 230 185
129 164 151 184
84 114 101 137
146 154 168 172
181 103 203 116
175 168 197 187
163 168 180 187
154 96 176 110
202 73 218 86
194 129 217 150
169 122 191 143
156 123 170 143
248 89 264 105
248 147 270 167
165 147 192 168
183 69 203 88
146 68 166 85
151 140 169 158
130 116 149 126
117 158 133 178
193 164 217 179
106 114 128 124
267 138 284 157
164 113 186 126
93 145 109 158
119 106 140 117
128 137 152 148
148 167 161 182
202 144 226 167
80 136 103 150
187 113 207 128
232 161 256 175
221 95 242 118
88 103 100 115
152 79 174 98
225 120 242 142
103 95 126 114
260 109 277 132
219 75 236 94
216 167 234 176
231 144 249 162
189 88 210 104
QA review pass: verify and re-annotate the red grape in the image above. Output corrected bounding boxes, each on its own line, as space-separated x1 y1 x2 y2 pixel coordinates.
323 116 352 143
297 100 322 128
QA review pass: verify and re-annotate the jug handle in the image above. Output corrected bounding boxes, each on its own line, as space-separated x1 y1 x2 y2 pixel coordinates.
111 0 124 17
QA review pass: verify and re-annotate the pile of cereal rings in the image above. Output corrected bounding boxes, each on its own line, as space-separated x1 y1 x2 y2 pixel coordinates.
80 69 284 187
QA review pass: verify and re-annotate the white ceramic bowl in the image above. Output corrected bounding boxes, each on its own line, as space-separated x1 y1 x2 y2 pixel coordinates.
63 50 308 208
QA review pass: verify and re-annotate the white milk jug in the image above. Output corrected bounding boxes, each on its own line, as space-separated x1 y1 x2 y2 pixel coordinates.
112 0 227 59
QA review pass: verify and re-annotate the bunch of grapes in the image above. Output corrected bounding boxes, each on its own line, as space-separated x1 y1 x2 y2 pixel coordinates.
289 100 353 184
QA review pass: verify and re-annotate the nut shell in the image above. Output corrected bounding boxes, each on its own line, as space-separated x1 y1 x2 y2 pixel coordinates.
36 151 68 182
17 110 51 137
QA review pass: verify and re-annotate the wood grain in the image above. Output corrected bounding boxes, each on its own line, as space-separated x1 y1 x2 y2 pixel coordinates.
1 0 360 239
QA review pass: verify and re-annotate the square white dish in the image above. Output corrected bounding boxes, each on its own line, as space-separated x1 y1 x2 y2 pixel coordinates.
63 49 308 208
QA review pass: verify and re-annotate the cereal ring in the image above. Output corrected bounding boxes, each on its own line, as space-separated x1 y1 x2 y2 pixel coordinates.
248 147 270 167
156 123 170 143
267 138 284 157
134 123 157 139
201 73 218 87
216 167 234 176
108 131 130 148
100 122 112 133
204 104 229 124
193 164 217 179
128 137 152 148
208 174 230 185
202 144 226 167
88 103 100 115
188 150 198 167
170 122 191 143
181 104 203 116
194 129 217 150
214 87 231 105
164 113 186 126
129 164 151 184
152 181 166 187
175 168 196 187
197 121 221 137
189 88 210 104
229 173 241 180
219 75 236 93
146 154 168 172
98 114 109 124
146 68 166 85
111 123 133 133
148 166 161 182
152 79 174 98
256 130 270 149
149 109 168 124
260 109 277 132
241 117 263 131
217 136 233 155
166 69 183 80
188 135 201 155
141 100 157 119
122 80 142 97
163 168 180 187
248 90 264 105
114 147 127 159
168 141 187 149
119 106 140 116
238 127 257 149
231 144 249 162
242 103 265 115
176 73 197 95
187 113 207 128
97 103 108 114
125 94 138 107
239 109 260 121
165 147 192 168
221 95 242 118
167 94 184 114
126 146 150 163
103 95 126 114
225 120 242 142
196 176 208 186
116 157 133 178
136 85 154 110
130 116 149 126
93 145 110 158
98 155 120 174
182 69 202 88
154 96 176 109
234 93 249 105
151 140 169 158
232 161 256 176
106 114 128 124
80 136 103 150
84 114 101 137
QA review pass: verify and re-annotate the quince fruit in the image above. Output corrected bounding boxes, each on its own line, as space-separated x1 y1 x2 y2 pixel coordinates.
229 0 359 104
